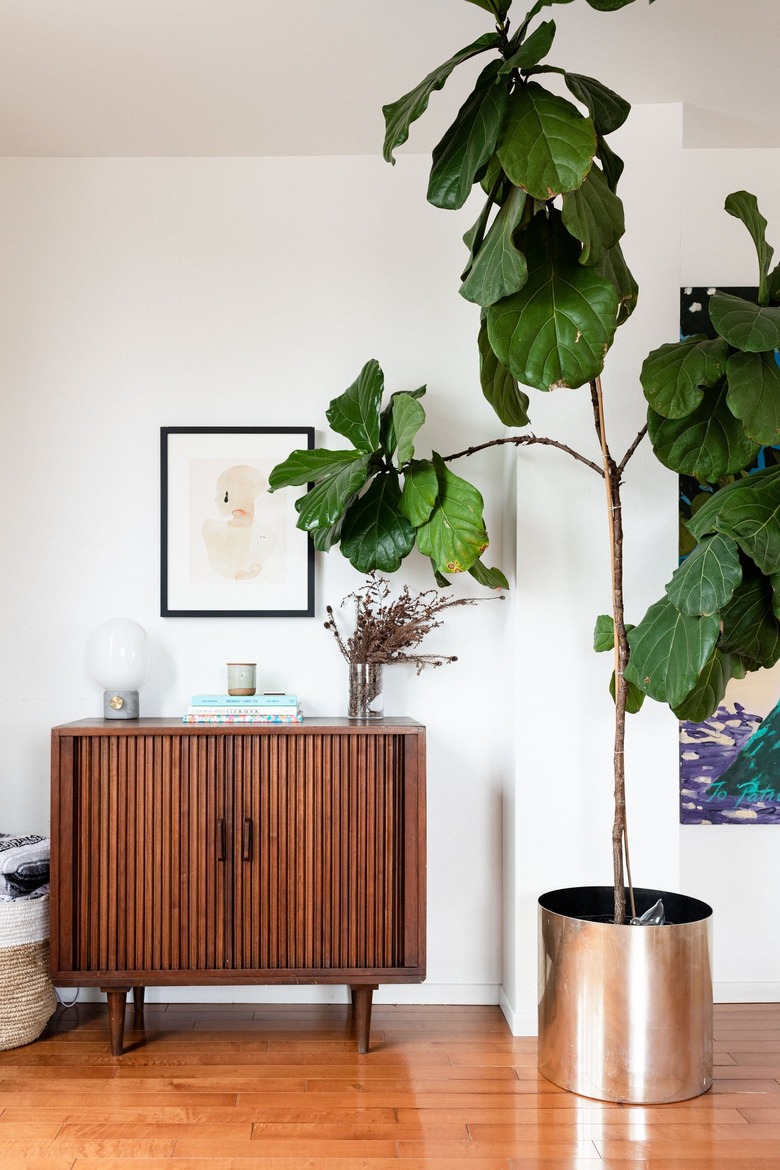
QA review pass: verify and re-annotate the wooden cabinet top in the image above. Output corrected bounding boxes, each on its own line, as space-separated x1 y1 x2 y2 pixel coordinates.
52 717 424 738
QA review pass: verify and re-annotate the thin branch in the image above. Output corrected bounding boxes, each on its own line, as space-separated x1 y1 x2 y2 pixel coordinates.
617 425 648 477
443 434 605 478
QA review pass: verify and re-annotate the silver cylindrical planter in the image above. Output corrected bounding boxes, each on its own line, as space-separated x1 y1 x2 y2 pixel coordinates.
538 886 713 1104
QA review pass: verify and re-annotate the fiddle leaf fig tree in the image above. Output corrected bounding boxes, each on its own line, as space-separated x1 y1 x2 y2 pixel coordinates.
270 0 778 925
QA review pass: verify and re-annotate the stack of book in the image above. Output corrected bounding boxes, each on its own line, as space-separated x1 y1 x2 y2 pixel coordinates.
183 693 302 724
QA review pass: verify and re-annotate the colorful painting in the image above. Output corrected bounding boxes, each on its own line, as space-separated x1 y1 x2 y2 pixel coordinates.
679 287 780 824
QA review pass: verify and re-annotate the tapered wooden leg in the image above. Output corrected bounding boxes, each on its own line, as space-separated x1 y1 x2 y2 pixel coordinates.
132 986 145 1017
102 989 128 1055
350 985 377 1054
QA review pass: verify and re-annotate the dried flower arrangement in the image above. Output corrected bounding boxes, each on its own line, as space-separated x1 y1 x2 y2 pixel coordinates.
325 573 501 673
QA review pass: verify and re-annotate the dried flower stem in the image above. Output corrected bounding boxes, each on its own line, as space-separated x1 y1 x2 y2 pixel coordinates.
325 573 502 674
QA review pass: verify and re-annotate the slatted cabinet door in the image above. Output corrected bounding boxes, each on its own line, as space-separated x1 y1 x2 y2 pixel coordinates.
54 731 229 977
230 731 408 974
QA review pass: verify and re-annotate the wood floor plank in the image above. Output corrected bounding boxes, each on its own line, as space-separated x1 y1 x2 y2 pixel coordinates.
596 1139 780 1160
394 1105 750 1126
172 1136 402 1157
0 1122 63 1139
0 1090 238 1109
399 1138 601 1158
0 1159 76 1170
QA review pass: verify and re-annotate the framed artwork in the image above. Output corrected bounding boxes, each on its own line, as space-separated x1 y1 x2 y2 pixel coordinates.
678 288 780 823
161 426 314 618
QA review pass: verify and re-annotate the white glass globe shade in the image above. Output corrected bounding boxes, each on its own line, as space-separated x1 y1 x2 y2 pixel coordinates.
87 618 149 690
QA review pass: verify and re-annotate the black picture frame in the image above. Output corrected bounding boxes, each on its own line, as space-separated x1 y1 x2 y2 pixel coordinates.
161 426 314 618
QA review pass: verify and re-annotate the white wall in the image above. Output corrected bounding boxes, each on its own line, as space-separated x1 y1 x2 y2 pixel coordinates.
680 150 780 1002
504 105 684 1033
0 153 516 1004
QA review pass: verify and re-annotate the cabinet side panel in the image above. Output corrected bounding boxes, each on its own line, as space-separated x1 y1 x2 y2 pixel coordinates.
50 733 75 975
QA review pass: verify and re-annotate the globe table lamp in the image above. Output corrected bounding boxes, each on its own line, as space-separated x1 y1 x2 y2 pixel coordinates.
87 618 149 719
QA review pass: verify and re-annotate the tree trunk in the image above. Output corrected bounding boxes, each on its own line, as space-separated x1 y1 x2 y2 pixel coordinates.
591 378 633 926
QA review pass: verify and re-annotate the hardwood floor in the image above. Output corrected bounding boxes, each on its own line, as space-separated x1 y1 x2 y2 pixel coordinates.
0 1001 778 1168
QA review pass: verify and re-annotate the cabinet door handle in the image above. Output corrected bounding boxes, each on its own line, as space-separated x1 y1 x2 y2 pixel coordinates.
243 818 253 862
217 818 226 861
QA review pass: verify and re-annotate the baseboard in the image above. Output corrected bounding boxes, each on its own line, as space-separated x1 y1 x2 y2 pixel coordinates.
498 986 537 1036
61 981 778 1014
714 981 780 1003
56 983 502 1007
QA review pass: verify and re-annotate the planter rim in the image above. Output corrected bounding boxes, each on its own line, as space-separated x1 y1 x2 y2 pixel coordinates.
538 884 713 926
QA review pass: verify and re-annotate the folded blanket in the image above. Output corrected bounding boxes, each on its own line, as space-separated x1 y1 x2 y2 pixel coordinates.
0 882 49 903
0 836 50 899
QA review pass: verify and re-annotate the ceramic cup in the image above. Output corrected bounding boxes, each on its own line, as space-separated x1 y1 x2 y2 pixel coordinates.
227 662 256 696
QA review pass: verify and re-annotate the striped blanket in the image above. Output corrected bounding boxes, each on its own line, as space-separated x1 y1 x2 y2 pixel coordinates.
0 836 49 900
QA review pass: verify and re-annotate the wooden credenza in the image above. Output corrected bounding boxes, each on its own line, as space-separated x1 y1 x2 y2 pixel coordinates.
50 717 426 1054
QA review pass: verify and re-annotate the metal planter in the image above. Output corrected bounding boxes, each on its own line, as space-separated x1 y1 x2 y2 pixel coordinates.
538 886 713 1104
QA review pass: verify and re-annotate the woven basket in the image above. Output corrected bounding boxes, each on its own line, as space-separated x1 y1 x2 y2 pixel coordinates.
0 894 56 1050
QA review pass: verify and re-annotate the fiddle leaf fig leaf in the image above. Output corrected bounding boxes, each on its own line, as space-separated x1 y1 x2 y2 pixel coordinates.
468 557 509 589
415 453 489 574
720 564 780 671
594 240 637 324
640 337 729 420
269 448 367 490
595 133 624 192
672 649 733 722
496 82 596 200
478 317 531 426
499 20 556 73
428 60 509 211
311 514 347 552
595 614 634 651
382 33 501 164
379 385 426 458
768 262 780 303
461 185 528 306
487 209 619 392
399 458 440 527
462 193 496 277
685 467 767 539
564 72 630 135
709 291 780 353
294 454 371 532
594 614 615 651
625 599 720 708
392 393 427 466
665 533 742 616
560 162 625 266
646 387 760 482
772 570 780 619
431 560 451 588
609 671 646 714
521 0 576 21
726 350 780 446
586 0 646 8
725 190 774 305
326 359 383 453
687 466 780 576
339 471 416 573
